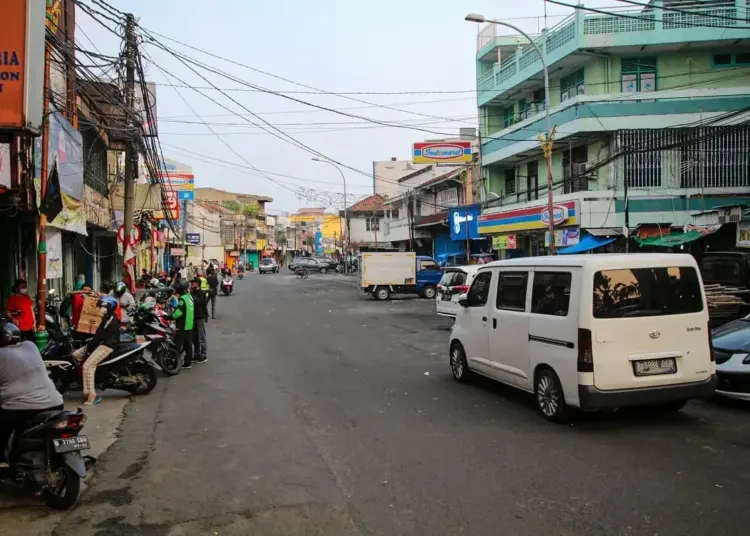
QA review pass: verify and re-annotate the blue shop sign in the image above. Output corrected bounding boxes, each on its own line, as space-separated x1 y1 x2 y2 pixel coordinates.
449 205 482 240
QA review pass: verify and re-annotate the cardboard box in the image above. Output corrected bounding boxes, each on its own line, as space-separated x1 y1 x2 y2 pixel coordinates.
76 295 103 334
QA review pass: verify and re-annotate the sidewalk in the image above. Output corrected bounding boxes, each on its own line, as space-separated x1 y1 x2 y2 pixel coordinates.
0 394 128 535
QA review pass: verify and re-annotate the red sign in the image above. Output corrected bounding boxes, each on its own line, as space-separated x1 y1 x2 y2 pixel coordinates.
118 224 142 245
164 190 178 210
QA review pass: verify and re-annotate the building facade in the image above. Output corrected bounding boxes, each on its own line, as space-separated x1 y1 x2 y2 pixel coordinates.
474 1 750 256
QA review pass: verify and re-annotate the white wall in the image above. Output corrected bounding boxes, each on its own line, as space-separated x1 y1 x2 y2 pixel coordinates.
348 216 383 244
186 202 225 263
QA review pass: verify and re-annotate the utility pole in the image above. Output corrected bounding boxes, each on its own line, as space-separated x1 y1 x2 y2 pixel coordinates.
201 214 206 264
538 126 557 255
123 14 137 286
35 40 52 346
624 171 630 253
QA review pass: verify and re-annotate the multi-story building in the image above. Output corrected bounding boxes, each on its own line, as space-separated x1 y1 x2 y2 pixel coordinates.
343 194 387 251
474 1 750 256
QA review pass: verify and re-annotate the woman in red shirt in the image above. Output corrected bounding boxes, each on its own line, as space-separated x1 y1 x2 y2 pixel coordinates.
6 279 36 341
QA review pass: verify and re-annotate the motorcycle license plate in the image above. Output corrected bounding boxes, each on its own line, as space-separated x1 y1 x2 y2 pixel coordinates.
52 435 90 453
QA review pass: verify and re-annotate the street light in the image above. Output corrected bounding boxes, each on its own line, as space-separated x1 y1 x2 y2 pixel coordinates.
311 157 349 266
465 13 557 254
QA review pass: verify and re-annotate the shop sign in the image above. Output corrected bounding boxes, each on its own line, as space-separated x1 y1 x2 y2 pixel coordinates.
170 247 186 256
492 235 517 250
0 0 45 133
737 221 750 248
541 205 568 226
449 205 481 240
228 250 240 257
479 200 578 234
545 228 580 247
413 141 472 164
186 233 200 245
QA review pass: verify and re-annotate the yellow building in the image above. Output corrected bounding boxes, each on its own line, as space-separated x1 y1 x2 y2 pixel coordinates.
289 208 343 238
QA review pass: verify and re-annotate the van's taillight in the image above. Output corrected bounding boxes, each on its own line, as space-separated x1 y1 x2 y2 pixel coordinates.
707 321 715 362
577 328 594 372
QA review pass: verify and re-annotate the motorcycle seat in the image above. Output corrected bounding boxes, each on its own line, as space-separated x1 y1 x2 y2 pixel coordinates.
107 342 145 360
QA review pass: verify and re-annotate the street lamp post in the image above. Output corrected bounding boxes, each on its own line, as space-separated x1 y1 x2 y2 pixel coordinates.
312 157 349 268
465 13 557 254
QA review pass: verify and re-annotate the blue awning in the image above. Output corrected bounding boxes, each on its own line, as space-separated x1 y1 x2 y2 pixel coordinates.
557 234 616 255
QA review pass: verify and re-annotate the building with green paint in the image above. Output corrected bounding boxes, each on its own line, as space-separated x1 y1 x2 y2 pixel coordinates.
474 0 750 255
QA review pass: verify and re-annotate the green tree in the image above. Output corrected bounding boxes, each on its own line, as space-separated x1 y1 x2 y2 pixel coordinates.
242 201 260 218
222 200 241 213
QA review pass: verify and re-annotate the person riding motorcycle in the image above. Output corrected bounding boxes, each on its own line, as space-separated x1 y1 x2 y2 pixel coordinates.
72 296 121 405
111 281 136 325
0 320 64 466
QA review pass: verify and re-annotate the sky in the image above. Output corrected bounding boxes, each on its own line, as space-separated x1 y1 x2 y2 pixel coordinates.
77 0 589 214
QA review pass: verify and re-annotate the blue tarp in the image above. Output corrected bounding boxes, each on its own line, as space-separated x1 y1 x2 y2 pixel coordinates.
557 234 615 255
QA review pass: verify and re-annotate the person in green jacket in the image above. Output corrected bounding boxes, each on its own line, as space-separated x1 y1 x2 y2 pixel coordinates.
170 280 195 369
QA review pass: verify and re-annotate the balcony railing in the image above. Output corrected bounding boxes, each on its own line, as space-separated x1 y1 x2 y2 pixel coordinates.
477 2 749 105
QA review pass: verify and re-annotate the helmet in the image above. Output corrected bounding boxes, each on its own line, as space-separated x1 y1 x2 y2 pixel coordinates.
113 281 127 297
0 320 22 347
97 295 119 314
173 280 189 295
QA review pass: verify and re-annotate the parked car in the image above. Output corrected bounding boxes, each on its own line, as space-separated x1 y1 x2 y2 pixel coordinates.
711 317 750 401
360 252 443 300
289 257 333 273
259 258 278 274
449 254 716 422
436 266 481 318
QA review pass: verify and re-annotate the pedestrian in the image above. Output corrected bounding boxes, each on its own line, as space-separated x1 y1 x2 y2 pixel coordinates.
190 278 208 364
170 280 194 369
121 263 134 293
206 267 219 319
6 280 36 342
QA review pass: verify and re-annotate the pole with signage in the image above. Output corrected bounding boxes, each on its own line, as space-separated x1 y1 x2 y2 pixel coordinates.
539 126 557 255
35 40 51 345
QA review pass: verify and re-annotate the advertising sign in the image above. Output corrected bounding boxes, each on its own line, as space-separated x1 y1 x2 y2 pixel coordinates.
35 110 84 201
186 233 201 245
155 157 194 199
413 141 472 164
315 231 323 255
170 247 186 256
545 228 581 247
737 221 750 248
0 143 11 188
449 205 481 241
479 200 578 235
492 235 517 250
0 0 45 132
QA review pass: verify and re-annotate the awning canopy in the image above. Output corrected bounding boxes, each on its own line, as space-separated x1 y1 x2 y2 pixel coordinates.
558 234 615 255
634 228 717 247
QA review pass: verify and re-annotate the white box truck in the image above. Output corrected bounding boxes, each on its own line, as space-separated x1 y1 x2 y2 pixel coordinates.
360 252 443 300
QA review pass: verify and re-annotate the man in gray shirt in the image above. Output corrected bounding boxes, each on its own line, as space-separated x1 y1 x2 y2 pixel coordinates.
0 321 64 465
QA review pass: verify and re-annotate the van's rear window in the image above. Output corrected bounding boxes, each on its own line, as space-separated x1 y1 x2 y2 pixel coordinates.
593 267 703 319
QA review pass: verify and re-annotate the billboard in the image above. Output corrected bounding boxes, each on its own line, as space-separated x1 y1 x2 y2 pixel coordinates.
413 141 472 164
479 200 578 235
0 0 45 133
155 157 194 200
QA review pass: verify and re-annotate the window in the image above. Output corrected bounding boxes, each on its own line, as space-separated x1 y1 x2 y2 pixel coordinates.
532 88 546 112
531 272 572 316
560 68 584 102
700 258 742 286
518 98 531 120
593 267 703 319
419 259 440 271
713 53 750 68
495 272 528 311
526 161 539 201
504 168 516 195
503 105 515 128
440 270 467 288
621 57 657 93
366 217 380 231
391 207 400 219
467 272 492 307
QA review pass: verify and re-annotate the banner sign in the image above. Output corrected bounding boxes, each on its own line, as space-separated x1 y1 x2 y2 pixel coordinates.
545 228 581 247
492 235 517 250
413 141 472 164
186 233 200 245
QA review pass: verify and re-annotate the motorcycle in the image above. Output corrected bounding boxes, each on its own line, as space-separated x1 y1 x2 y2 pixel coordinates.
47 339 160 397
1 408 96 509
129 304 181 376
221 276 234 296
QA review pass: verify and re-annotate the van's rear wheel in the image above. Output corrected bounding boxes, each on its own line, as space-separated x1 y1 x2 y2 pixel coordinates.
535 368 569 423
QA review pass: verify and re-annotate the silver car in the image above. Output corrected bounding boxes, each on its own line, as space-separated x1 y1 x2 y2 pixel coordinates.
259 258 278 274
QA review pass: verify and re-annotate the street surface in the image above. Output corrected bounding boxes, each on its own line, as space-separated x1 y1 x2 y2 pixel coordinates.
5 272 750 535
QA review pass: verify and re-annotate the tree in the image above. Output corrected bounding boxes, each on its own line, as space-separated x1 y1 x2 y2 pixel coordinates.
242 201 260 218
222 200 241 213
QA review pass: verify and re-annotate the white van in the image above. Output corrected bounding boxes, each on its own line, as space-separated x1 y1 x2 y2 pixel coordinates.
436 265 481 318
449 254 716 422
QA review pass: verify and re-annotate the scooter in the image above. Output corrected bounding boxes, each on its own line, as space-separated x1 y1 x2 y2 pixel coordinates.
129 304 181 376
1 408 96 510
221 276 234 296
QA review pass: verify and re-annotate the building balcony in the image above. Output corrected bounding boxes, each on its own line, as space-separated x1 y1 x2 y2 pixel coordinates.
481 87 750 165
477 1 750 107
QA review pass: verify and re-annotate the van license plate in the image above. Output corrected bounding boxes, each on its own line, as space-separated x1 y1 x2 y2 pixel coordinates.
634 358 676 376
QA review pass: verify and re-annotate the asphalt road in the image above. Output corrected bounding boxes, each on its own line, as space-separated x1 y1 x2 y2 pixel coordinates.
38 272 750 535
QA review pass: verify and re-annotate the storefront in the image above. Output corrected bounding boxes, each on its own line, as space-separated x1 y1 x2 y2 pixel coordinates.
478 200 580 258
441 204 491 265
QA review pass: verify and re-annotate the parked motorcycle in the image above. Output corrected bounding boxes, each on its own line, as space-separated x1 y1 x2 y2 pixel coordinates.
221 276 234 296
0 408 96 509
129 303 181 376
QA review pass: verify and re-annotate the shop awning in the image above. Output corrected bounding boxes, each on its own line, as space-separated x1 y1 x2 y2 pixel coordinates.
558 234 615 254
633 227 719 248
